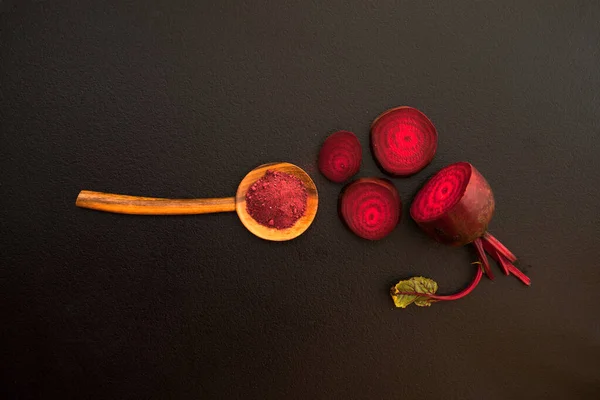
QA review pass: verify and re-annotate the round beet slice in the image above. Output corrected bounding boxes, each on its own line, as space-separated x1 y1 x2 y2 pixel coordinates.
371 106 438 176
318 130 362 183
339 178 401 240
410 162 530 286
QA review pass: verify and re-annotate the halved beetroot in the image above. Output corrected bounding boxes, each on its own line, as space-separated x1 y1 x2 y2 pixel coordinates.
339 178 401 240
318 130 362 183
391 162 531 309
410 162 530 285
371 106 437 176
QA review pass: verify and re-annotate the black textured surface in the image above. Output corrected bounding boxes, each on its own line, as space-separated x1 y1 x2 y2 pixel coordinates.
2 1 600 399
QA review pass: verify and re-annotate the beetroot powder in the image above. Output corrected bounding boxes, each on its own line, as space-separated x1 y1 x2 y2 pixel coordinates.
245 170 308 229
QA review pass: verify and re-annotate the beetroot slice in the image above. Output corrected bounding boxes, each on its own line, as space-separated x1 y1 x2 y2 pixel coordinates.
339 178 401 240
371 106 438 176
410 161 530 287
318 131 362 183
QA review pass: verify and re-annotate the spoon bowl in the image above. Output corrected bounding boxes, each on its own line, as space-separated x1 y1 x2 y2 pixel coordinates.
235 162 318 241
75 162 318 241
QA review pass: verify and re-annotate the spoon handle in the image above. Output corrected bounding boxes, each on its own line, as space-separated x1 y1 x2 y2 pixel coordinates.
75 190 236 215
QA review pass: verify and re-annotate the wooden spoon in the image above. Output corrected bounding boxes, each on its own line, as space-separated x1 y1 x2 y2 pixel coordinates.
76 162 318 241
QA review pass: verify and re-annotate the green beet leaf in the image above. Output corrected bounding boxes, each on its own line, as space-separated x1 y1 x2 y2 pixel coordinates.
390 276 438 308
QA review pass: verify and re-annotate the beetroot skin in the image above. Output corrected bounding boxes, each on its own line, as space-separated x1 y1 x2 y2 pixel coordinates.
339 178 401 240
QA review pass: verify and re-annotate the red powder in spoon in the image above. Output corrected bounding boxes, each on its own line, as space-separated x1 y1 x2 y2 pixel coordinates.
245 170 308 230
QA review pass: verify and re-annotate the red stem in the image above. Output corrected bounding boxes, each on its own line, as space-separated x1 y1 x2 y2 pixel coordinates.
508 265 531 286
495 251 512 278
481 233 531 285
431 264 484 300
396 264 484 301
473 237 494 280
482 242 510 275
498 254 531 286
483 232 517 262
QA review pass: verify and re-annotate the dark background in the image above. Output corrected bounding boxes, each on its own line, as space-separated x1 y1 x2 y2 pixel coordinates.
2 1 599 399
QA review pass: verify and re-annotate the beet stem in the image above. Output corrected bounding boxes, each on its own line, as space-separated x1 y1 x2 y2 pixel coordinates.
482 241 510 275
430 264 484 301
395 264 484 301
473 237 494 280
483 232 517 262
493 249 510 275
481 233 530 285
499 255 532 286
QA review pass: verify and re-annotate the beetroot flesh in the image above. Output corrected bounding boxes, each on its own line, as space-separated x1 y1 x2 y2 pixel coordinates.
318 131 362 183
339 178 401 240
410 162 530 285
371 106 438 176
